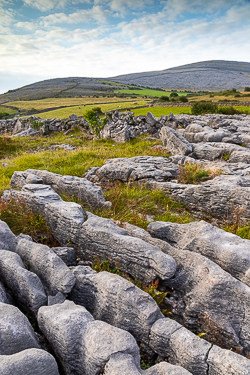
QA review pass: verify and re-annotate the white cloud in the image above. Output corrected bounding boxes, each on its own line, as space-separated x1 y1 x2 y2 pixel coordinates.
22 0 91 12
15 21 36 30
40 5 111 25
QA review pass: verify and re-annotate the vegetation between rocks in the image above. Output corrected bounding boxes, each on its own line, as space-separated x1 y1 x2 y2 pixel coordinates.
177 163 222 184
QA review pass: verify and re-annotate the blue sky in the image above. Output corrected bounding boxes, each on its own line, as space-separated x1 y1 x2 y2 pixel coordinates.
0 0 250 93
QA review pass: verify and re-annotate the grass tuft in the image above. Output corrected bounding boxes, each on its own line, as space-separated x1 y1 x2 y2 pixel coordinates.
178 164 222 185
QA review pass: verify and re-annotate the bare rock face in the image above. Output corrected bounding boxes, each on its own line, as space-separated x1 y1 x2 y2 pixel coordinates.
0 281 8 303
85 156 179 184
0 349 60 375
70 269 163 343
38 300 140 375
0 250 47 315
103 353 141 375
145 362 192 375
52 246 76 266
25 168 112 208
145 220 250 287
0 302 40 355
150 318 250 375
147 174 250 223
77 212 177 284
0 219 17 251
2 187 176 284
122 221 250 353
160 126 193 156
16 239 76 295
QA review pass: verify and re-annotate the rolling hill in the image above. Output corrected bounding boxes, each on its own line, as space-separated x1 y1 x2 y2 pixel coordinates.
1 60 250 102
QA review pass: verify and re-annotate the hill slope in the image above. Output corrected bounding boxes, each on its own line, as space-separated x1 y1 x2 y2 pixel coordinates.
109 60 250 91
1 60 250 103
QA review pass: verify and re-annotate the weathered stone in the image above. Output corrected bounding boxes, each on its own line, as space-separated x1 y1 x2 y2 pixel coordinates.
145 362 192 375
0 250 47 315
160 126 193 156
191 143 224 160
122 221 250 353
12 127 40 137
146 175 250 223
229 150 250 164
0 281 8 303
207 345 250 375
0 349 60 375
16 239 75 295
10 171 43 187
70 269 163 343
77 212 177 284
48 292 66 306
0 302 39 355
52 246 76 266
145 220 250 286
103 353 141 375
26 169 111 208
38 300 140 375
0 219 16 251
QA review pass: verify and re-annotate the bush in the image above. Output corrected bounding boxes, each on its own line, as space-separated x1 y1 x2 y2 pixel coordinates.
159 95 169 102
217 106 241 115
179 95 188 103
84 110 106 136
0 112 10 119
170 92 179 97
244 87 250 92
191 101 218 115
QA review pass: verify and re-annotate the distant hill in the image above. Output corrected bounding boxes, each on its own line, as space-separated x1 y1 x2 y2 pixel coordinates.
1 60 250 103
109 60 250 91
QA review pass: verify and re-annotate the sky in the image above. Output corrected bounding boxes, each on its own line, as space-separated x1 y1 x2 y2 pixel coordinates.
0 0 250 94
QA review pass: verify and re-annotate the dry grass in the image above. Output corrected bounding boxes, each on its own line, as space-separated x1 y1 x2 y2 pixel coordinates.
178 163 222 184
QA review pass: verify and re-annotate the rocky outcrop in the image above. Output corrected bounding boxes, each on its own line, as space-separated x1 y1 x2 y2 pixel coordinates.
10 169 111 209
160 126 193 156
38 300 140 375
0 302 40 355
2 185 177 284
0 349 60 375
0 219 17 251
16 239 76 295
0 251 47 315
145 220 250 286
69 267 163 343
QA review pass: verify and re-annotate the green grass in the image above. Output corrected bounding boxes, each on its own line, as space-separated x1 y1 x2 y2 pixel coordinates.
0 105 18 116
35 100 149 119
115 89 181 97
129 106 191 116
6 97 145 111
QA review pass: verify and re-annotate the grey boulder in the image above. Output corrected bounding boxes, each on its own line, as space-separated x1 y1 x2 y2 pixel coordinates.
0 219 16 251
0 348 59 375
16 239 75 295
0 302 39 355
70 269 163 343
160 126 193 156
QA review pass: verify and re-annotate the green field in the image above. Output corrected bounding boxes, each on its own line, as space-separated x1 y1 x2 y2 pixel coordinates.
115 89 190 98
35 100 149 119
129 106 191 116
6 97 145 112
0 105 18 115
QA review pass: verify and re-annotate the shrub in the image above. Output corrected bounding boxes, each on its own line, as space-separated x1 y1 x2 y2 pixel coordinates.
0 112 10 119
84 110 105 136
179 95 188 103
170 92 179 97
191 101 218 115
244 87 250 92
159 95 169 102
217 106 241 115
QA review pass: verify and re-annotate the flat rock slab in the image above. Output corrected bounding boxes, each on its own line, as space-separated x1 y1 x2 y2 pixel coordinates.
146 220 250 287
77 212 177 284
145 362 192 375
147 174 250 223
16 239 75 295
123 222 250 353
24 169 111 208
0 250 47 315
0 349 60 375
85 156 179 183
70 269 163 343
0 302 39 355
